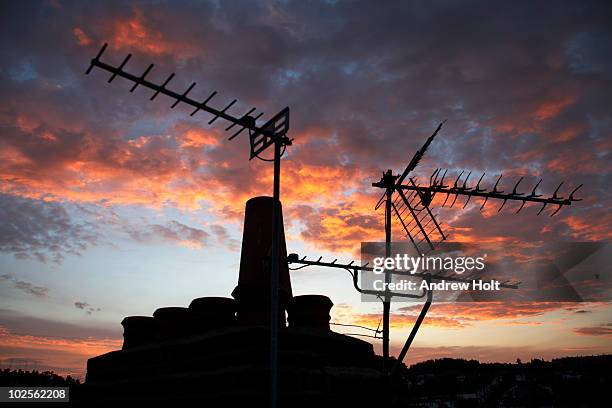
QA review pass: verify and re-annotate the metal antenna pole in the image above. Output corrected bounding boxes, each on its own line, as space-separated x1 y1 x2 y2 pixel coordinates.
392 284 432 376
373 169 399 371
270 138 281 408
383 171 392 369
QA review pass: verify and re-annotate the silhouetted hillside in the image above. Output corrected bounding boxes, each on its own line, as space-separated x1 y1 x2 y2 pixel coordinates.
2 355 610 406
398 355 611 407
0 368 80 387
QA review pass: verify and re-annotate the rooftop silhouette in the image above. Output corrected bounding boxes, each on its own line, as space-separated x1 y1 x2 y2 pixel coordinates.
82 196 390 405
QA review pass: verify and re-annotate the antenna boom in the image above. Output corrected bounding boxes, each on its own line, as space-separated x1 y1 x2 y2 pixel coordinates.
396 120 446 186
399 183 576 207
86 43 289 145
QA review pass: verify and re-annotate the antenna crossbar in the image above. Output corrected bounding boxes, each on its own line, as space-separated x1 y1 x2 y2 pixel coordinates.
286 254 520 290
399 176 581 216
85 43 290 158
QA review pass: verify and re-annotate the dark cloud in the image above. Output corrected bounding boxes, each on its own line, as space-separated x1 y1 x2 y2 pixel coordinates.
125 220 209 248
0 192 232 264
0 194 98 263
73 301 89 310
0 308 119 339
0 0 610 252
573 322 612 336
0 357 44 366
73 301 101 315
210 224 240 251
0 274 48 298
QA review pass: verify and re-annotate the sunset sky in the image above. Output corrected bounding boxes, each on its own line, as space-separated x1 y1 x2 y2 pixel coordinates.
1 0 611 379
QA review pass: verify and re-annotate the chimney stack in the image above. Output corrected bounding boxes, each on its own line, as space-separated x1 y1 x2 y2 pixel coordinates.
232 196 292 325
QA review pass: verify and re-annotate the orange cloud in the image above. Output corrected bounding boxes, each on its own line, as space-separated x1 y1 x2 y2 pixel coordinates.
332 302 602 332
352 313 469 329
398 301 588 321
72 27 92 46
178 128 220 148
553 124 585 142
493 122 537 135
0 90 604 257
332 303 611 344
0 326 121 379
290 199 383 254
546 151 607 174
501 320 543 326
533 96 575 121
108 8 196 58
563 214 612 240
2 108 392 254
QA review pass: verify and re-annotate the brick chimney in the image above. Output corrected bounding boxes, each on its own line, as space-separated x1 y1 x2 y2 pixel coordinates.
232 196 293 326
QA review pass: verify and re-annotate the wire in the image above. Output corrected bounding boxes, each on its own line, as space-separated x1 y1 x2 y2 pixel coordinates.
340 333 382 340
255 153 275 162
330 322 382 333
254 144 287 162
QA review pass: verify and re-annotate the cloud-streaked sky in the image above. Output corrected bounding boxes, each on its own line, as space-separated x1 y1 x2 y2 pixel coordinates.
1 0 611 378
